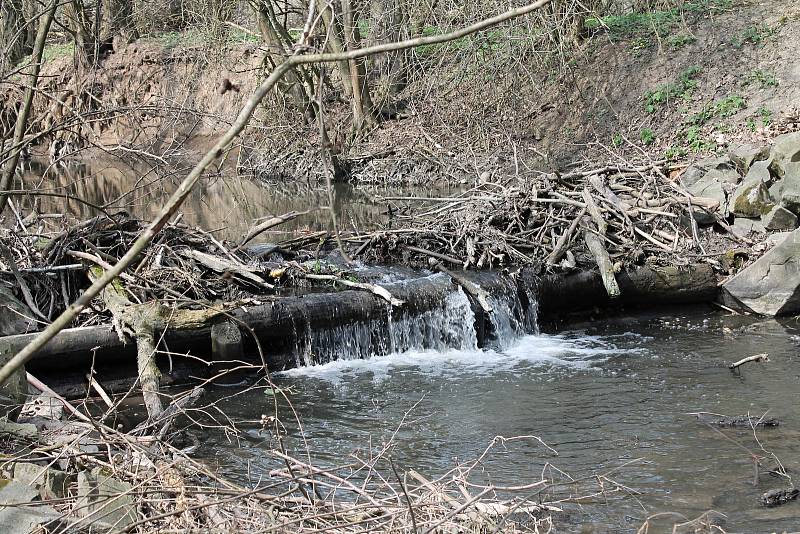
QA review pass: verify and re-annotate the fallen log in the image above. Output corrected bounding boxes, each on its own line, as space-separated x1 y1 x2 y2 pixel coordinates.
537 264 718 319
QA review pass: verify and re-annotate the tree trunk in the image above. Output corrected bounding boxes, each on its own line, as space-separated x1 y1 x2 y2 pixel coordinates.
315 0 353 99
102 0 137 46
251 0 316 117
369 0 409 102
0 0 32 74
340 0 376 135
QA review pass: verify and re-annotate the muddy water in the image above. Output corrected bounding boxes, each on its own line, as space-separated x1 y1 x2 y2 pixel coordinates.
198 310 800 533
14 157 455 242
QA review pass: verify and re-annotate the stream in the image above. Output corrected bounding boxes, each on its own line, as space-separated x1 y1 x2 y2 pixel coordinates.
18 158 800 532
197 309 800 533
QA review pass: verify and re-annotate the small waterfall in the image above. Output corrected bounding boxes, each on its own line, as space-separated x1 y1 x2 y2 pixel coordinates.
295 275 539 366
298 287 478 365
487 283 539 349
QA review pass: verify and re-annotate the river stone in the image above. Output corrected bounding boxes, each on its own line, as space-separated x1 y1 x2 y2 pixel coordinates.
731 176 774 217
0 282 36 406
0 418 38 439
778 162 800 215
722 228 800 315
12 462 69 499
0 479 60 533
762 205 799 231
768 131 800 177
682 174 729 223
75 467 137 530
731 217 766 238
729 143 769 173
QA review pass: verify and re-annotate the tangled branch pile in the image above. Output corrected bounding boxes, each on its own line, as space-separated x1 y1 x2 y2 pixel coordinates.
352 160 742 275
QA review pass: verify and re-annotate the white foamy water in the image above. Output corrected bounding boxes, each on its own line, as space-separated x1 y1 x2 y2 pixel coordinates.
281 332 647 384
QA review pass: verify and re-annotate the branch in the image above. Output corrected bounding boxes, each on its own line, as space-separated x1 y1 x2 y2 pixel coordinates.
0 0 553 386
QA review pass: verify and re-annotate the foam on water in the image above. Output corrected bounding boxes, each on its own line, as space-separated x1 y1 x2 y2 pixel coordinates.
286 276 644 383
282 332 647 383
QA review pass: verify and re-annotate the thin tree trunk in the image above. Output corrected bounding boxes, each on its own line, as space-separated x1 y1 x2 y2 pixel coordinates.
315 0 353 99
369 0 409 100
0 0 57 216
340 0 375 135
0 0 31 74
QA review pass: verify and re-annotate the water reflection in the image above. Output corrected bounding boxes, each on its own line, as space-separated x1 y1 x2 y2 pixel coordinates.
13 156 457 243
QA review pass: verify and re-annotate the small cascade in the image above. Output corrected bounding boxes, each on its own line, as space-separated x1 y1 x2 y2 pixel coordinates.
486 280 539 349
294 273 539 367
297 287 478 365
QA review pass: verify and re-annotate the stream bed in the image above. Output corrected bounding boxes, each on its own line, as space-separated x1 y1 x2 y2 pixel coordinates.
197 309 800 533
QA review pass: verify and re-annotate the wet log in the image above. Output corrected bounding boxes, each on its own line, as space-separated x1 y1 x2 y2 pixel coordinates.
537 263 718 317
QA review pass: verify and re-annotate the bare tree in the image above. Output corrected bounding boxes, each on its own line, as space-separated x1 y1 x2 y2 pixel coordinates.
0 0 32 74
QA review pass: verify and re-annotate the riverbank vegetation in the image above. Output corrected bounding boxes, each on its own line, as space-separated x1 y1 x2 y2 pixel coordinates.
1 0 800 531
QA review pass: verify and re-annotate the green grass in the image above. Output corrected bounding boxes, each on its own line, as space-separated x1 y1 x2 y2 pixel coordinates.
744 69 778 88
585 0 731 41
666 34 696 49
731 24 776 48
41 42 74 62
689 94 746 125
612 133 624 147
684 125 714 152
640 128 655 145
644 65 702 113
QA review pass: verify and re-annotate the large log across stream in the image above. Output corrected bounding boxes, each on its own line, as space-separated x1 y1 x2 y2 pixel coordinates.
0 264 718 393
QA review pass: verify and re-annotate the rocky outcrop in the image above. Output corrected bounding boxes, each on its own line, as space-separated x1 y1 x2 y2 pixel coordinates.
721 229 800 316
678 132 800 236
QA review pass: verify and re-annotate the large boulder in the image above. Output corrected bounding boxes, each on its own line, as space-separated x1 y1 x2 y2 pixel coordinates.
729 143 769 173
722 229 800 315
778 162 800 215
681 159 740 223
768 131 800 177
730 176 774 217
762 205 799 231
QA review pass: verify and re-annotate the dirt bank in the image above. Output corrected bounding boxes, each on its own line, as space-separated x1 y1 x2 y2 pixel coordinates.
6 0 798 183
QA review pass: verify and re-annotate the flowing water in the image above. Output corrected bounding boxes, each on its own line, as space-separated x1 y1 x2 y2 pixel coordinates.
197 301 800 533
17 158 800 531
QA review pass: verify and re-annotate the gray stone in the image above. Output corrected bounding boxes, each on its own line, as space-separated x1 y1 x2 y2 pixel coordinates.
768 131 800 177
778 162 800 215
683 174 729 223
731 176 774 217
75 467 137 530
766 231 791 248
731 217 766 238
0 479 60 533
0 283 34 405
722 228 800 315
680 157 738 189
729 143 770 173
762 205 799 231
20 393 64 421
12 462 68 499
0 418 38 440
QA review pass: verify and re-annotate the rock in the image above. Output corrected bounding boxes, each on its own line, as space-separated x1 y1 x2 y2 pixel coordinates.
0 418 38 440
778 162 800 215
731 177 774 217
762 206 799 231
768 131 800 177
729 143 769 173
75 467 138 530
731 217 766 238
683 173 730 223
12 463 69 499
722 228 800 315
20 393 64 421
680 157 739 189
0 283 34 406
0 479 60 533
766 231 791 248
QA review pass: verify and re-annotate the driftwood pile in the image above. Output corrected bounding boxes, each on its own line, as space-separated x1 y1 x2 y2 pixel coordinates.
345 161 741 295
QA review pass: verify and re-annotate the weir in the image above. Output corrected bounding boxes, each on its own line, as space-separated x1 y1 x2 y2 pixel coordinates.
0 263 718 396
